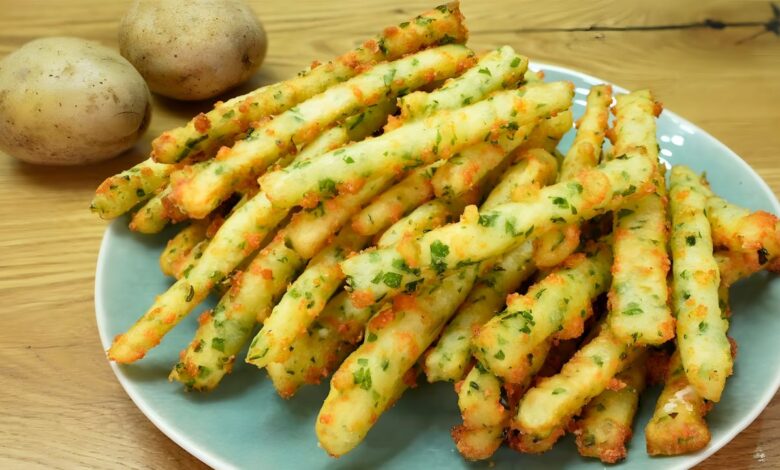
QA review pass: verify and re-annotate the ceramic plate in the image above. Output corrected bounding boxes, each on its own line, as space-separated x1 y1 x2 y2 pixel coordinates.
95 64 780 469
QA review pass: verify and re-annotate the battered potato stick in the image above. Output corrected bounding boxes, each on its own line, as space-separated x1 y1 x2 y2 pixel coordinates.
398 46 528 120
261 81 576 209
129 185 181 234
351 163 440 236
91 158 173 219
707 195 780 265
533 85 612 268
247 228 369 367
473 241 612 383
425 150 558 381
670 165 731 402
171 240 208 280
342 153 653 308
453 343 550 460
107 192 289 363
517 109 574 154
645 350 711 456
151 2 469 164
170 45 474 218
284 174 396 259
559 85 612 181
515 327 639 438
267 206 442 396
574 355 647 463
431 126 533 199
376 199 452 247
316 267 479 456
169 236 304 390
159 220 209 277
606 90 673 346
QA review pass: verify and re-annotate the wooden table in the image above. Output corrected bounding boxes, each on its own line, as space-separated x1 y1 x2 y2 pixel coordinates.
1 0 778 468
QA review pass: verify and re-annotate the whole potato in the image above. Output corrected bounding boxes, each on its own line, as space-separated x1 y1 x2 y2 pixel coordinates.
119 0 268 101
0 37 151 166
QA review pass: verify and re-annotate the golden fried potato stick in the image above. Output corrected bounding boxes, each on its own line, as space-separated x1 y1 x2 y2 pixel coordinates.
532 85 612 269
109 106 391 364
670 165 732 402
316 266 479 457
398 45 528 121
266 204 448 397
516 109 574 154
606 90 673 346
452 342 550 461
159 220 209 277
169 45 474 218
351 163 441 236
515 326 640 439
707 195 780 270
425 150 559 382
473 241 612 383
574 354 647 463
260 81 575 209
246 228 369 368
129 186 173 234
151 2 468 164
341 152 654 305
91 158 174 219
645 350 711 456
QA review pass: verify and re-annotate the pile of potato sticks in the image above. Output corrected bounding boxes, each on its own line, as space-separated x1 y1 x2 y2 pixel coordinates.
92 2 780 463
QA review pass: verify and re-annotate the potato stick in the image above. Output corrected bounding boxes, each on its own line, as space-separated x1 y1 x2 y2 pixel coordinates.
533 85 612 268
605 95 672 347
316 266 478 456
431 125 534 199
260 81 575 209
480 149 559 209
267 205 442 396
169 236 304 390
107 192 290 363
707 195 780 264
559 85 612 180
398 46 528 120
473 241 613 383
160 220 209 277
376 200 452 247
515 327 639 438
342 152 652 308
645 350 711 456
284 174 396 259
351 163 441 236
453 342 550 460
670 165 732 402
716 250 764 289
91 158 174 219
517 110 574 154
574 355 647 464
169 45 473 218
524 69 544 83
129 185 174 234
247 228 369 367
171 239 209 280
150 2 468 164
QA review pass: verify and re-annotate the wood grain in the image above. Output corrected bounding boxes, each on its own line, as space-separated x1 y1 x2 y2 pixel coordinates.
1 0 778 468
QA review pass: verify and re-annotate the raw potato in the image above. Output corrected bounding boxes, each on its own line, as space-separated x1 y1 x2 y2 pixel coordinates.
119 0 268 100
0 37 151 165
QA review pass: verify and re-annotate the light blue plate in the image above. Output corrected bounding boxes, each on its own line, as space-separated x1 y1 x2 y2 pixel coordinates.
95 64 780 469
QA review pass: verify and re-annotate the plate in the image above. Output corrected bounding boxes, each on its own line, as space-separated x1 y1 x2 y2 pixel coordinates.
95 63 780 469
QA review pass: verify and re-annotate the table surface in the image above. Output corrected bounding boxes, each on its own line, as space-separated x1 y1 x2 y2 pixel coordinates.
2 0 779 468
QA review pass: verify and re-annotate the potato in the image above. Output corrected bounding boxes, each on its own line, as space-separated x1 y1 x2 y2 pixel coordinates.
0 37 151 165
119 0 268 101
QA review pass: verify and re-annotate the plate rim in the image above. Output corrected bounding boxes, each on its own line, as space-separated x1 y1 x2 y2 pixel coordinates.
94 61 780 470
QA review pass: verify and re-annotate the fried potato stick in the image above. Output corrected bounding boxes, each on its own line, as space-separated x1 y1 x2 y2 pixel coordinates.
606 90 673 346
670 165 732 402
159 220 209 277
91 158 174 219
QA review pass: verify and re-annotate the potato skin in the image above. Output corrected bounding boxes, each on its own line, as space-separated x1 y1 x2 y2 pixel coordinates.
0 37 151 165
119 0 268 101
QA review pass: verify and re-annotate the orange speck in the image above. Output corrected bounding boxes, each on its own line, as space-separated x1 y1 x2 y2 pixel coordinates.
350 290 375 309
393 294 418 312
194 113 211 133
368 306 396 330
300 192 320 209
198 310 213 326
